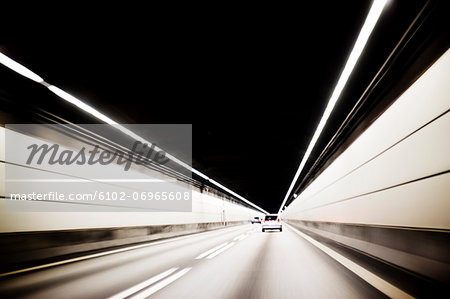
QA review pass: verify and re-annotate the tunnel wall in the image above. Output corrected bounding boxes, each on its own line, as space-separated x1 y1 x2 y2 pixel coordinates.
0 124 263 269
0 126 262 233
282 49 450 284
0 183 260 269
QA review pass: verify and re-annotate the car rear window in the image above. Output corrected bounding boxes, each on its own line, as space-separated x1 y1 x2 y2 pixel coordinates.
265 215 278 220
254 217 259 219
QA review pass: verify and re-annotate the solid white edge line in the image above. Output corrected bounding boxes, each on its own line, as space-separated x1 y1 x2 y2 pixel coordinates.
108 267 178 299
0 236 187 278
131 267 192 298
195 242 229 259
285 223 413 299
206 242 235 259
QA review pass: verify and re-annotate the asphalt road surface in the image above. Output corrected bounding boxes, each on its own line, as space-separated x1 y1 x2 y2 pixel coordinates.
0 224 390 298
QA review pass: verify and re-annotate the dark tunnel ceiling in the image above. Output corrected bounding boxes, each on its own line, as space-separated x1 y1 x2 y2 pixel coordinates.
0 1 430 213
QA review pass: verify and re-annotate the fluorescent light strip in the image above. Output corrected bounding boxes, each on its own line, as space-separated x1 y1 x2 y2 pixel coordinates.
0 52 268 214
47 85 118 124
278 0 388 214
0 52 44 83
209 178 269 214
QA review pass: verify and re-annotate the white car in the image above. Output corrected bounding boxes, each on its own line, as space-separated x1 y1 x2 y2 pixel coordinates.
262 214 282 232
251 216 261 224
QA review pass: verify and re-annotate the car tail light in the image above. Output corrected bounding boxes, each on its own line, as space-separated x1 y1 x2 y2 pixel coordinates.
277 219 280 222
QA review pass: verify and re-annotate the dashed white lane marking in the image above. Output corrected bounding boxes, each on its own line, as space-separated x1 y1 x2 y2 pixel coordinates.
130 268 192 298
285 223 413 299
239 234 249 241
233 234 246 241
195 242 229 259
206 242 235 259
108 267 178 299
